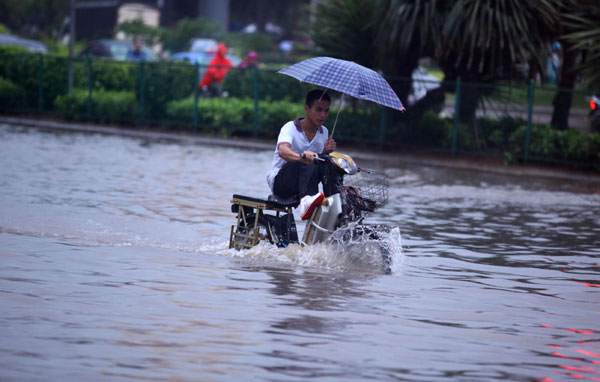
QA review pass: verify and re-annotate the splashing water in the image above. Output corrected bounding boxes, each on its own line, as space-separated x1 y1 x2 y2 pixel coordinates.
327 222 404 274
216 225 404 275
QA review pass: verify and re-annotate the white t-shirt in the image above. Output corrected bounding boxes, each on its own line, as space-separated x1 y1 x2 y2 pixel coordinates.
266 118 329 191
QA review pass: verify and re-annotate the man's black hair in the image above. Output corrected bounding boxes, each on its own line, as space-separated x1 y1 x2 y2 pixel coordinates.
305 89 331 107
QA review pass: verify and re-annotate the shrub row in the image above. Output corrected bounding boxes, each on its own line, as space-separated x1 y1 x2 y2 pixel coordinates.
0 76 27 112
166 96 304 136
506 124 600 166
1 49 598 170
0 49 313 120
164 96 384 142
54 89 138 123
396 111 600 168
0 49 196 121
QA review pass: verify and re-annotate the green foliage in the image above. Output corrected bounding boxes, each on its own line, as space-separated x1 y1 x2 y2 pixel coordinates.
131 61 196 122
562 2 600 91
162 17 223 53
0 24 9 33
166 97 304 136
84 59 135 91
0 76 26 112
479 117 523 149
506 124 600 167
0 50 68 111
223 67 313 102
309 0 379 69
222 32 276 57
258 100 305 137
117 19 165 47
0 0 69 35
388 111 452 147
54 89 137 123
328 107 380 143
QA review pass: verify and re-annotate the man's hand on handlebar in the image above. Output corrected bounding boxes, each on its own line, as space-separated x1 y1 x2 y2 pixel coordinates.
300 151 319 163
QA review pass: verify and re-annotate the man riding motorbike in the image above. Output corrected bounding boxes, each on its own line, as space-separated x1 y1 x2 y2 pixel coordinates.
266 89 337 220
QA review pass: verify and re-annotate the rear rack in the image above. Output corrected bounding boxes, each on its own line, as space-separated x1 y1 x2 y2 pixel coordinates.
229 194 294 249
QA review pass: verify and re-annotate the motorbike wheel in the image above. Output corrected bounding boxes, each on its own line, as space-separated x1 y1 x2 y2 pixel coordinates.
234 214 273 250
366 229 393 275
334 224 392 274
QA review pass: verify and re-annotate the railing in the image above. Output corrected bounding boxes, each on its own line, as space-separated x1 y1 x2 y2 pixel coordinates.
0 51 597 170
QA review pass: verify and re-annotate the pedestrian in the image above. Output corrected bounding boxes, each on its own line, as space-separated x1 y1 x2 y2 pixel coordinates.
198 43 233 97
126 38 147 62
266 89 337 220
239 51 260 69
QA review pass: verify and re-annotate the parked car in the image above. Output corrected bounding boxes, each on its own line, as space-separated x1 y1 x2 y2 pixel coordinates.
189 38 218 53
0 33 48 53
77 39 157 61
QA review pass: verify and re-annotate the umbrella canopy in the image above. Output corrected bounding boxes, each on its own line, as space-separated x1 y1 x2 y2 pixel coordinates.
278 56 404 111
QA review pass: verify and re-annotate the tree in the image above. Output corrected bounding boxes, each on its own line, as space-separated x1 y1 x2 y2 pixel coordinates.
161 17 223 53
307 0 379 70
0 0 69 37
551 0 600 130
309 0 566 132
376 0 561 127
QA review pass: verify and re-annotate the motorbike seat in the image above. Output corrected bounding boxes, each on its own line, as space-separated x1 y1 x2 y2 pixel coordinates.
231 194 298 212
268 194 300 208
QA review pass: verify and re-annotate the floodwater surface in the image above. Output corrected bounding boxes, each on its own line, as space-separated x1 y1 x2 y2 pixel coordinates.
0 124 599 382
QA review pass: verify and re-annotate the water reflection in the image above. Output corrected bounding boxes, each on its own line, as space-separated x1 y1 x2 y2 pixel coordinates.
1 124 599 382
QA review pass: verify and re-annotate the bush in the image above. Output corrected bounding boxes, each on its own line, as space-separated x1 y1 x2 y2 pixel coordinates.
131 60 196 122
166 96 304 136
389 111 452 147
0 49 68 112
54 89 138 123
0 76 26 112
480 117 523 149
223 67 313 102
506 124 600 167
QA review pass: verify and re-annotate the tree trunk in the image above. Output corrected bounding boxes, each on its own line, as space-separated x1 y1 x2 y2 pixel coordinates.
551 40 577 130
404 86 446 126
458 81 480 127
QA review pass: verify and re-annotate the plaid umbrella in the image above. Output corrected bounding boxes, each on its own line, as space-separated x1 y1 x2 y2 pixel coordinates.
278 56 404 111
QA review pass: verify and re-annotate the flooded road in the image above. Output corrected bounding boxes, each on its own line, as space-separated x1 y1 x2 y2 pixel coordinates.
1 124 599 381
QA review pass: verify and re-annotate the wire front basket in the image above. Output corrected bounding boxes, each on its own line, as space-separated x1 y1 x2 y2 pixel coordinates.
343 169 389 212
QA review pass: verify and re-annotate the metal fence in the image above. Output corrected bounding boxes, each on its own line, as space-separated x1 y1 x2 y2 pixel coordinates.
0 52 597 169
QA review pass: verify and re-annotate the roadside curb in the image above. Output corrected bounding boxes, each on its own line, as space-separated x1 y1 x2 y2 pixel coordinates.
2 115 599 185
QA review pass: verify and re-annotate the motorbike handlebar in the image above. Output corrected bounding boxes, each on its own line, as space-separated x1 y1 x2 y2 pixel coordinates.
301 152 327 162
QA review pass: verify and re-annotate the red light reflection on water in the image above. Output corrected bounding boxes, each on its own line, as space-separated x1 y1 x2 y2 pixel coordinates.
572 280 600 288
540 324 600 381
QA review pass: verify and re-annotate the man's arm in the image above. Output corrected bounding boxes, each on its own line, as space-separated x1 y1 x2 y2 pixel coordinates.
278 143 317 163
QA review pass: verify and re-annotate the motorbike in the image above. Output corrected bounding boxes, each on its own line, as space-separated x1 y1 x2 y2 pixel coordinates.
589 94 600 133
229 152 393 274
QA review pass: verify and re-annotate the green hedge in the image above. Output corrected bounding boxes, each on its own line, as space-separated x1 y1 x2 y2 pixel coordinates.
0 48 69 112
223 67 313 102
54 89 138 123
505 124 600 167
165 96 385 141
166 96 304 136
0 76 27 112
131 60 196 122
0 51 196 121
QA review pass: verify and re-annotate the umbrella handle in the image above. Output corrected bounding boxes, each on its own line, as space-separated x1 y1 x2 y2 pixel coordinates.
330 94 344 138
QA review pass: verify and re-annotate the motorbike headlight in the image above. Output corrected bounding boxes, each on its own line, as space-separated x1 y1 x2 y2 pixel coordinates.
330 152 357 175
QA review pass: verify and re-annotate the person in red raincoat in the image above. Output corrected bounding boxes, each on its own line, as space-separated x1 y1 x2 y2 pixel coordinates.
199 43 233 97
